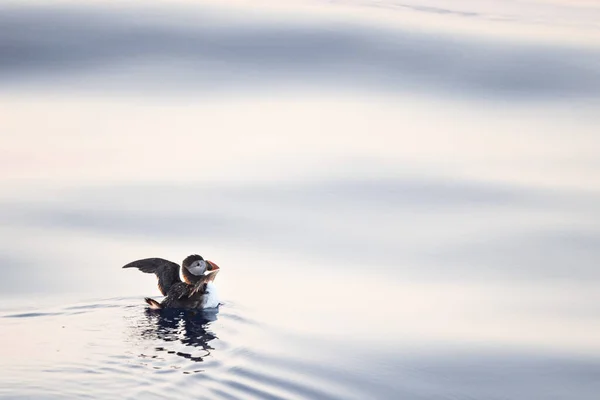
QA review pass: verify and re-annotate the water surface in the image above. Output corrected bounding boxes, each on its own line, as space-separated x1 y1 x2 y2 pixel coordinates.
1 0 600 398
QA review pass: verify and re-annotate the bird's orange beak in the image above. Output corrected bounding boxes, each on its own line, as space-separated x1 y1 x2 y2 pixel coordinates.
205 260 220 282
206 260 220 271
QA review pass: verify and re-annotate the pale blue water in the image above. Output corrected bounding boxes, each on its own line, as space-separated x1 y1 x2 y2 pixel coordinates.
1 1 600 399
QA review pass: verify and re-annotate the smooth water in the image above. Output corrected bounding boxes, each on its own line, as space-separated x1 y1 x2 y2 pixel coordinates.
1 0 600 399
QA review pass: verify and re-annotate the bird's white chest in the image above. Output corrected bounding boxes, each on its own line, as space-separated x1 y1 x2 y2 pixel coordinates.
201 282 220 309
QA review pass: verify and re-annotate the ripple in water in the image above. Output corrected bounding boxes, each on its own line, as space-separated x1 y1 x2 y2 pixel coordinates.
0 298 383 399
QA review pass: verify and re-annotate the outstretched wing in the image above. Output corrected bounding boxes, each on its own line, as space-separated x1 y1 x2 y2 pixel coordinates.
122 258 182 296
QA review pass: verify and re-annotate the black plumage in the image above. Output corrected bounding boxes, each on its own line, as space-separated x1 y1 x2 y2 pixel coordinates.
123 254 219 309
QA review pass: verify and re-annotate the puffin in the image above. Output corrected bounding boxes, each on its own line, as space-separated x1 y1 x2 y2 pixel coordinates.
123 254 221 309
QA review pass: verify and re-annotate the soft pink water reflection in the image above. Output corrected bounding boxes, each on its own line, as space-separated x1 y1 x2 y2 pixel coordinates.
1 1 600 398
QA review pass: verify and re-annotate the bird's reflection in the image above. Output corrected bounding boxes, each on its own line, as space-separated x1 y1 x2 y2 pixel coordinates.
133 307 219 366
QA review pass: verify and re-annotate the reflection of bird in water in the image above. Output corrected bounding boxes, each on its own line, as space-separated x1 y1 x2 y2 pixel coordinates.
138 308 219 364
123 254 221 309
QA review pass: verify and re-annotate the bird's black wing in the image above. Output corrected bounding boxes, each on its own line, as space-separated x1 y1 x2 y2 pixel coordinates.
122 258 182 296
160 282 205 309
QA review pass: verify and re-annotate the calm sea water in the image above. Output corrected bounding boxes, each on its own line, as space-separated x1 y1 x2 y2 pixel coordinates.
1 0 600 399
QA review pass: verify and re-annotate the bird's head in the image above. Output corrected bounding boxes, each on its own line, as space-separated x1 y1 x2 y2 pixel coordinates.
182 254 220 282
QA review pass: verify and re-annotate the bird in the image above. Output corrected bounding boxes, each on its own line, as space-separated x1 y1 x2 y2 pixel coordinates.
122 254 221 309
